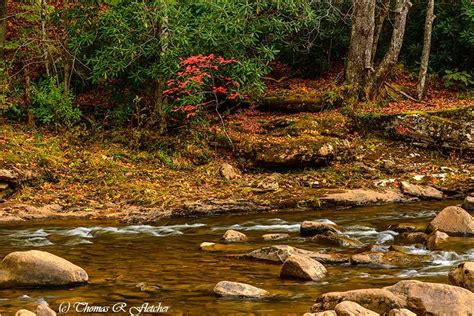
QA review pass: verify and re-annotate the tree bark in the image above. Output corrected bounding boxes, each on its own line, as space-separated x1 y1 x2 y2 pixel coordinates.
41 0 50 76
0 0 7 61
153 12 169 134
62 0 70 94
345 0 376 93
416 0 435 100
371 0 391 65
366 0 412 98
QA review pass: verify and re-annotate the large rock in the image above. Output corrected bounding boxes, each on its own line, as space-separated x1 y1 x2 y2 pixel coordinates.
280 254 327 281
385 280 474 315
400 181 443 199
213 281 270 298
334 301 379 316
398 232 428 245
0 169 18 183
15 310 36 316
0 250 88 288
301 221 341 237
312 289 405 314
304 312 336 316
449 262 474 291
350 251 431 267
243 245 350 264
320 189 407 207
387 308 416 316
463 195 474 211
221 230 248 243
427 206 474 236
309 231 362 248
36 303 56 316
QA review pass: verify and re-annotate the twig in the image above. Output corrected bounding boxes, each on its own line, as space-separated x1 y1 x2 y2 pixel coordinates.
385 82 432 105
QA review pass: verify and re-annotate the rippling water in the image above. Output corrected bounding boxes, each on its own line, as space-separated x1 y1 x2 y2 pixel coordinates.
0 200 472 315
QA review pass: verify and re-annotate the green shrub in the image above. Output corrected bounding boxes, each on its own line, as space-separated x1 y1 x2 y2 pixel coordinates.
442 69 474 90
31 78 81 128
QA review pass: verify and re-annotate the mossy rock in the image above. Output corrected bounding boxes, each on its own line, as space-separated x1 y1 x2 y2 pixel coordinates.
257 90 343 113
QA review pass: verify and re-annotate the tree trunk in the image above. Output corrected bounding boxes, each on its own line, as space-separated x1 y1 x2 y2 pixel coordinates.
345 0 376 93
416 0 435 100
371 0 391 65
62 0 70 94
24 68 35 126
41 0 50 76
366 0 412 98
0 0 7 61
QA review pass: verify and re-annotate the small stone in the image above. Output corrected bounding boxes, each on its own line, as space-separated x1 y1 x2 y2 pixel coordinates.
213 281 270 298
334 301 379 316
262 233 289 241
426 231 449 250
280 254 327 281
448 261 474 291
219 163 241 180
300 221 341 237
136 282 160 293
221 230 248 243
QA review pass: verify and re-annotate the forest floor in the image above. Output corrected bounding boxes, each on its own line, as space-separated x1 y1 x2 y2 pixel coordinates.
0 75 473 223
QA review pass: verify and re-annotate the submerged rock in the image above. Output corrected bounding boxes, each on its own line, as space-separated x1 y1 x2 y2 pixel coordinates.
309 231 362 248
334 301 379 316
350 251 431 267
312 288 404 314
400 181 443 199
243 245 349 264
280 254 327 281
300 221 341 237
0 250 88 288
262 233 290 241
213 281 270 298
388 223 424 233
221 229 248 243
427 206 474 236
385 280 474 315
448 262 474 292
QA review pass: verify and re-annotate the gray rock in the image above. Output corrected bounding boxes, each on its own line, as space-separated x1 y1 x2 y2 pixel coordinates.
221 229 248 243
0 250 88 288
428 206 474 236
280 254 327 281
448 261 474 292
301 221 341 237
213 281 269 298
334 301 379 315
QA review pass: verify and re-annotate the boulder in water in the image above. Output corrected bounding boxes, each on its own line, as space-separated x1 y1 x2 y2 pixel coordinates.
300 221 341 237
213 281 270 298
334 301 379 316
309 231 362 248
311 288 404 314
0 250 88 288
384 280 474 315
221 230 248 243
304 312 336 316
426 230 449 250
36 303 56 316
462 195 474 211
15 310 36 316
243 245 350 264
350 251 431 267
399 232 428 245
427 206 474 236
448 261 474 292
280 254 327 281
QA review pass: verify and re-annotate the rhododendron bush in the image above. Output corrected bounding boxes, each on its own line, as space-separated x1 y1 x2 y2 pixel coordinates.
164 54 242 120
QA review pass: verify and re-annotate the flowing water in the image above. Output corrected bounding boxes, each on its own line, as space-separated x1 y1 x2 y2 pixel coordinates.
0 200 473 315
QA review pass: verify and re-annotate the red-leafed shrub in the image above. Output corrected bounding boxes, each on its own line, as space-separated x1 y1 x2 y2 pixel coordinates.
164 54 242 120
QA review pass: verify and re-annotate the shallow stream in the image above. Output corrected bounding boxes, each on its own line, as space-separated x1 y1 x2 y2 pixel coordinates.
0 200 473 315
